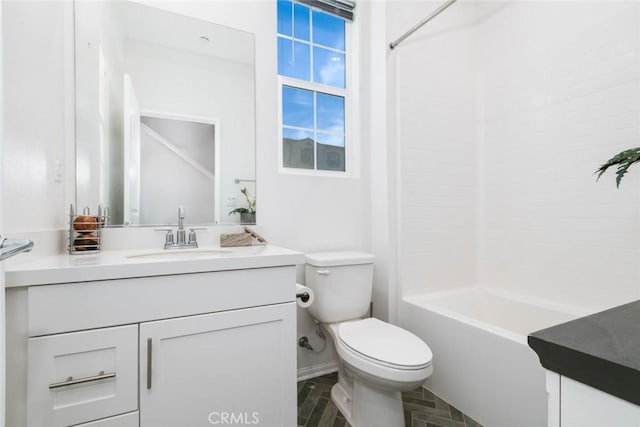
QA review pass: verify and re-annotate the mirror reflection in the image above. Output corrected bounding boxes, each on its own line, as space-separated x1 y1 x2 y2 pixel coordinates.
74 1 256 226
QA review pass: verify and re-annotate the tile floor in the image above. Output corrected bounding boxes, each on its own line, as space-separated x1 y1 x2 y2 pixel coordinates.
297 372 483 427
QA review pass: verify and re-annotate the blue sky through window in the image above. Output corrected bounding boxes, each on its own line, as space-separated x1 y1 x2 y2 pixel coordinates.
282 86 314 129
313 47 345 88
294 4 310 40
316 93 344 134
312 11 345 50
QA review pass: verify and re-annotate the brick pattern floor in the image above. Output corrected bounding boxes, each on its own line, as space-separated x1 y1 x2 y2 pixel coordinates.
297 372 483 427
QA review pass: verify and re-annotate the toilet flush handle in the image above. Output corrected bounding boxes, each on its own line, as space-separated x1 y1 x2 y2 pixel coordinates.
316 269 330 275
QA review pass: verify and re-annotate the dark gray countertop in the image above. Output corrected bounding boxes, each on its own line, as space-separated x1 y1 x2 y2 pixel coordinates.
528 299 640 406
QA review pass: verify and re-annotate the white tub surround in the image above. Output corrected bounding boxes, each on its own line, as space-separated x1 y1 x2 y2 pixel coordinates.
6 245 303 427
399 288 579 427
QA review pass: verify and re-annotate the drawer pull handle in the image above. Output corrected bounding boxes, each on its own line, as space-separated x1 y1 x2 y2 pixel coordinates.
147 337 153 390
49 370 116 390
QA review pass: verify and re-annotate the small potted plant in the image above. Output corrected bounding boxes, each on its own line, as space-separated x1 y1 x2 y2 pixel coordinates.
595 148 640 187
229 187 256 224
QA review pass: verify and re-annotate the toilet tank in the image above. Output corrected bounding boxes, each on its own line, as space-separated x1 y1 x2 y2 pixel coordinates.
304 251 375 323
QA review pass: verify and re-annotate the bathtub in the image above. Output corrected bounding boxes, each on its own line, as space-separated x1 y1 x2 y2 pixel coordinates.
399 287 583 427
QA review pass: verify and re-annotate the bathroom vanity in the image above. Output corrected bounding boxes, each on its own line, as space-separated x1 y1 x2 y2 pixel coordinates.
5 245 303 427
529 300 640 427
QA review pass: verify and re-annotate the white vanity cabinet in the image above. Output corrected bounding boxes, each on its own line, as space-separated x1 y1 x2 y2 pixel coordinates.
546 372 640 427
6 253 301 427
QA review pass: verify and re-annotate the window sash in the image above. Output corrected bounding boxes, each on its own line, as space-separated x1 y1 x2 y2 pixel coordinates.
277 1 357 177
278 76 353 177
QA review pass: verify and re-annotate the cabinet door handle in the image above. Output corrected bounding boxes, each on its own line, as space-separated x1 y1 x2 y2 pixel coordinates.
146 337 153 390
49 370 115 390
316 269 330 275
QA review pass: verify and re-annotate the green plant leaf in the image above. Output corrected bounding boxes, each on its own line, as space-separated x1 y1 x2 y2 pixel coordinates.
595 148 640 188
228 207 250 216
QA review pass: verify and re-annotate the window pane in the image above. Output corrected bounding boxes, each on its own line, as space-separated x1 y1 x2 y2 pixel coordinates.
294 3 310 41
316 133 345 171
277 0 292 36
313 47 345 88
312 11 345 51
282 86 314 129
278 37 311 81
283 128 314 169
316 93 344 133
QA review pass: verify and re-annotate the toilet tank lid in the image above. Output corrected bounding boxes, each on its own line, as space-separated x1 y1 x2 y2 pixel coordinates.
305 251 375 267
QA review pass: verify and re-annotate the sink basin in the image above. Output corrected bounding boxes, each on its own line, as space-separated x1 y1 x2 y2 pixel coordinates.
126 248 231 260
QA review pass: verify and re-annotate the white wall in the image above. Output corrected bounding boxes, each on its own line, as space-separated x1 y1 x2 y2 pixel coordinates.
476 1 640 311
0 3 5 423
363 0 395 323
139 118 215 225
2 1 69 233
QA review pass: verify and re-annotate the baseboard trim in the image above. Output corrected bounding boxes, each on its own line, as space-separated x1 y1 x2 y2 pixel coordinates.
297 361 339 381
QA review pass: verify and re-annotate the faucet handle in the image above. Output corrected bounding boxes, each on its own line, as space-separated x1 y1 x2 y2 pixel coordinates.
154 228 175 248
165 231 175 246
187 228 204 247
188 231 197 246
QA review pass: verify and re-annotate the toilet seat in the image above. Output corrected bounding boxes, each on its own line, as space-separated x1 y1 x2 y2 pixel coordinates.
338 318 433 370
326 319 433 386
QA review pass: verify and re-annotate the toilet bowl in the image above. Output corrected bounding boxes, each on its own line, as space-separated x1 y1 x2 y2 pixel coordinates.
304 251 433 427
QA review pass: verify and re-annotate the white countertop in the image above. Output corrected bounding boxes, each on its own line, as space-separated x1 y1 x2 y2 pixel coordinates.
4 245 305 287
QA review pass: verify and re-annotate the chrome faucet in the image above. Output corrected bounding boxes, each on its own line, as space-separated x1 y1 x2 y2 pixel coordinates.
158 206 201 250
176 206 187 246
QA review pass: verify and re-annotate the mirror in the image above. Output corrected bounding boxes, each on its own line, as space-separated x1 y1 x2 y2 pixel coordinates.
74 1 256 226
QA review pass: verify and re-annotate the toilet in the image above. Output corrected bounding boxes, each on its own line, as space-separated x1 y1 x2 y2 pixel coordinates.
305 251 433 427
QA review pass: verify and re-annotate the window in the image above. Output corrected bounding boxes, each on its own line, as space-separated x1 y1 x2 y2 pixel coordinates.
277 0 355 175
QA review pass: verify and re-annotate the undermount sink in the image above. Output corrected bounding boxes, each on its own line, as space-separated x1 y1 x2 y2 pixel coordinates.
126 248 231 260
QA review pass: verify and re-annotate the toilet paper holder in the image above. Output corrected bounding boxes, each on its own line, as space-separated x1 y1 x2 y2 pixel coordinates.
296 292 310 303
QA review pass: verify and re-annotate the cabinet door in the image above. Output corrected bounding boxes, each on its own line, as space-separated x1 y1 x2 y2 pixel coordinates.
561 376 640 427
140 303 296 427
27 325 138 427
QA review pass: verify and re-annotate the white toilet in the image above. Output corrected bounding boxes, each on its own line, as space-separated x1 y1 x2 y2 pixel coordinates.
305 251 433 427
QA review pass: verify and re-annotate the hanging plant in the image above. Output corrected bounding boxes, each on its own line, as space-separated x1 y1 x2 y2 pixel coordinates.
595 148 640 188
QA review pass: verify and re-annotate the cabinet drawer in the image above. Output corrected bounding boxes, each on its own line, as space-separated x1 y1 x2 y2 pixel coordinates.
76 412 139 427
28 266 295 336
27 325 138 427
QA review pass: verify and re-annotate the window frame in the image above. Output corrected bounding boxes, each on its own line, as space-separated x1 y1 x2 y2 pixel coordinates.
277 2 359 178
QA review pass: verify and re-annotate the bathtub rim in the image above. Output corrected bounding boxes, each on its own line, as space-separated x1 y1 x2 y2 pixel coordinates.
402 286 588 345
